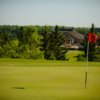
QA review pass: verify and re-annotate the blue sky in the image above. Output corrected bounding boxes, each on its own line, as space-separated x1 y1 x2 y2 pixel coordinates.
0 0 100 27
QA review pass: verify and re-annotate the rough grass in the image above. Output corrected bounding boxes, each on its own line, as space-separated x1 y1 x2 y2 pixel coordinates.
0 59 100 100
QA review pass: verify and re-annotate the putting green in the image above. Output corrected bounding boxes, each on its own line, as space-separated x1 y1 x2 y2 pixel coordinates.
0 59 100 100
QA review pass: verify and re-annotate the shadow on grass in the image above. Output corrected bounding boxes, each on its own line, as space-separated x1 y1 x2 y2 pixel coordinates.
13 87 25 89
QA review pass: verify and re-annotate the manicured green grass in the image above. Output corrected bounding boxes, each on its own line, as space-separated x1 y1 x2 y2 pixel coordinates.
0 59 100 100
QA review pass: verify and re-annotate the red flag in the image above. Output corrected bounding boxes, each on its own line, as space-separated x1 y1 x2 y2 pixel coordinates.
88 32 98 42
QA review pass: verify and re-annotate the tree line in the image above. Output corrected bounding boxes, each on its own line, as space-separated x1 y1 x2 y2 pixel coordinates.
0 25 100 61
0 25 67 60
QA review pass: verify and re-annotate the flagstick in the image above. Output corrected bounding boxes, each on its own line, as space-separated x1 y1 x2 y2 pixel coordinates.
85 41 89 89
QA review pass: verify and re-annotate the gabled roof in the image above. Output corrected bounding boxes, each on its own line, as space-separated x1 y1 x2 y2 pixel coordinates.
60 30 85 40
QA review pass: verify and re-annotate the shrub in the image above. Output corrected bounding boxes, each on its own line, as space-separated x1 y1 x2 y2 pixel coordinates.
94 47 100 61
76 54 86 61
0 46 5 57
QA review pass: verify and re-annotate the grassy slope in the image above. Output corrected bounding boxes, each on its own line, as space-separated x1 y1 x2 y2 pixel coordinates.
0 59 100 100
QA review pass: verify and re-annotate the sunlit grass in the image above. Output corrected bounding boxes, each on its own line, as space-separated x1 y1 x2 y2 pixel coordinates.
0 59 100 100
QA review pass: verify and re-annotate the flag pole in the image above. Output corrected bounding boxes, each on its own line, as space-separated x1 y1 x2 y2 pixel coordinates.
85 41 89 89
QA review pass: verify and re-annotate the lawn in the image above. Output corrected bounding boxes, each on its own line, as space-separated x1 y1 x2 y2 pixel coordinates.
0 59 100 100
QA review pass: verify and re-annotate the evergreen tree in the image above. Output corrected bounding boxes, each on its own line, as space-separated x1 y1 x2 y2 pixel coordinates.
42 25 67 60
41 26 50 59
88 24 96 61
50 25 67 60
84 23 96 61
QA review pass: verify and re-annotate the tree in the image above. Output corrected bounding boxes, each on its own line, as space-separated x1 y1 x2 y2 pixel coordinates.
50 25 67 60
41 26 50 59
0 25 68 60
20 26 42 59
76 27 90 35
42 25 67 60
84 24 97 61
88 24 97 61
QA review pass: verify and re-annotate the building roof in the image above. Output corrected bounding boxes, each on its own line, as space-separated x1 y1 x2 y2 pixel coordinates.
60 30 85 40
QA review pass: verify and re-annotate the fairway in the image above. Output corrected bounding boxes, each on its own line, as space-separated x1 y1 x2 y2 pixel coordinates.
0 59 100 100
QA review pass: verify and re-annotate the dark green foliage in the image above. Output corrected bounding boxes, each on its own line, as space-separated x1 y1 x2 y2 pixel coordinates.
83 24 98 61
41 26 50 59
0 25 43 59
75 27 90 34
42 25 67 60
0 46 4 57
88 24 96 61
76 54 86 61
88 42 96 61
96 33 100 46
94 47 100 61
83 40 96 61
0 25 99 61
50 25 67 60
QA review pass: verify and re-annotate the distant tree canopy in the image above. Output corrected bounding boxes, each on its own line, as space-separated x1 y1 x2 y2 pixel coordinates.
0 25 43 59
0 25 100 60
75 27 90 34
41 25 67 60
82 24 100 61
0 25 68 60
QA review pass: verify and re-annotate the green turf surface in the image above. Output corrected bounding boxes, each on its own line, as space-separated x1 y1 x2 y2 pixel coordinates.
0 59 100 100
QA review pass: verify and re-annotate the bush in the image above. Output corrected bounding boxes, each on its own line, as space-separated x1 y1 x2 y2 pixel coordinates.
93 47 100 61
76 47 100 62
94 55 100 61
0 42 19 58
29 49 44 59
76 54 86 61
0 46 5 57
